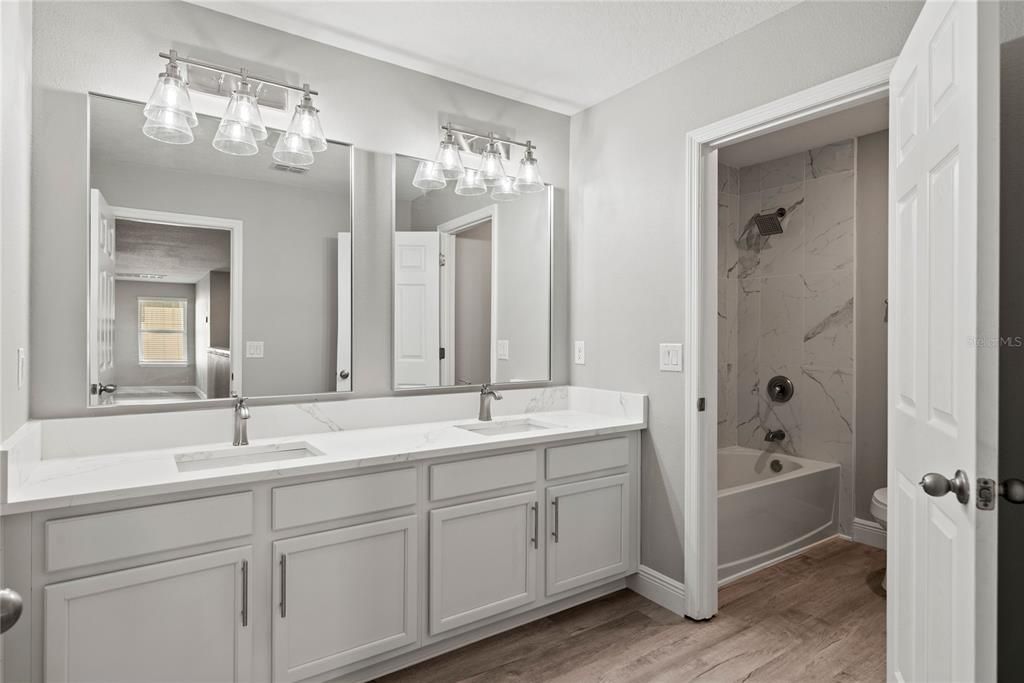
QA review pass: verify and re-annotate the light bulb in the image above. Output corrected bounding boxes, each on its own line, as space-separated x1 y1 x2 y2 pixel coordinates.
285 89 328 153
219 78 267 142
412 160 447 190
455 168 487 196
478 139 506 186
142 53 197 144
435 130 464 179
513 144 545 193
143 108 194 145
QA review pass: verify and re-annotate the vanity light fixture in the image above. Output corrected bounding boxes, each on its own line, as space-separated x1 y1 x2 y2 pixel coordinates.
145 49 328 165
416 123 546 199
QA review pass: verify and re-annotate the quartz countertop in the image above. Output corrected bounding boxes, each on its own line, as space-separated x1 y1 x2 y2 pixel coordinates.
2 402 645 515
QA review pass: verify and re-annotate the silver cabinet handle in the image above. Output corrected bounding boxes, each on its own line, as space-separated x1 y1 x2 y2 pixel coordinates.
240 560 249 627
0 588 23 634
551 498 559 543
531 502 539 549
279 554 287 618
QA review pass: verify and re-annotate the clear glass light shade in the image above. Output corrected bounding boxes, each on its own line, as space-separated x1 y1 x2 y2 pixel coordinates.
478 143 506 186
273 131 314 166
220 82 268 142
513 154 545 193
434 137 464 179
455 168 487 196
212 120 258 156
412 160 447 190
142 108 195 145
143 74 198 129
491 176 520 202
286 100 328 153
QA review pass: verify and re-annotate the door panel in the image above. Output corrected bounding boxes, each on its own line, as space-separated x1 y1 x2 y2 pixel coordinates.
89 189 117 405
394 232 440 388
887 1 999 680
44 547 252 683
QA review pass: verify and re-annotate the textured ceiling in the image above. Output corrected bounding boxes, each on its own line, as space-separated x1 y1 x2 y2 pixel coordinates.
188 1 799 114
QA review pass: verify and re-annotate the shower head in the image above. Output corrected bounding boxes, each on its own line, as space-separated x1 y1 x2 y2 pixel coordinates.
752 208 786 236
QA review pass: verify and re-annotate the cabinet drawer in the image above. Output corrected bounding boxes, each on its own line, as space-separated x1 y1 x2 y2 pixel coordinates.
545 437 629 480
430 451 536 501
273 468 416 530
45 492 253 572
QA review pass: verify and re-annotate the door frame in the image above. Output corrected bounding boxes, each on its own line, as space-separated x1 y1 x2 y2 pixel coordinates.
89 203 244 403
681 59 895 619
437 204 499 385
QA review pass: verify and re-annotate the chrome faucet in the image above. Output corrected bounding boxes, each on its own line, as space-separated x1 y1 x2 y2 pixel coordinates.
478 384 503 421
764 428 786 442
233 397 250 446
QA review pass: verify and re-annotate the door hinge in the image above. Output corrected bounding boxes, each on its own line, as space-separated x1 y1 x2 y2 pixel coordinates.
439 347 446 360
440 253 446 267
697 397 706 412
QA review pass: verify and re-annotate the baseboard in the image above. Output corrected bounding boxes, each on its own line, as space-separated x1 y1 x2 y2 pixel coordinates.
627 565 687 617
852 517 886 549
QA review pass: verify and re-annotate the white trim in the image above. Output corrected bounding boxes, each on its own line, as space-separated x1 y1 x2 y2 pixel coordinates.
627 565 688 618
107 205 244 399
681 58 894 621
852 517 887 550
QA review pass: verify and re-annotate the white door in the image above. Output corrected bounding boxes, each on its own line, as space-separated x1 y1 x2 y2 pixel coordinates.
44 547 253 683
394 232 440 388
439 231 457 386
429 491 538 634
888 1 999 681
546 474 631 596
272 516 417 682
337 232 352 391
88 189 117 405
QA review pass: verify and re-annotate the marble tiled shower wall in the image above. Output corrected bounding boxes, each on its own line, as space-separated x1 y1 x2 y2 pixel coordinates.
718 140 856 532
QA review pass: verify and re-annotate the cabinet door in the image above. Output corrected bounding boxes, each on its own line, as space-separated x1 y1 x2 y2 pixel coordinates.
547 474 630 596
272 516 417 682
429 491 538 634
44 546 253 683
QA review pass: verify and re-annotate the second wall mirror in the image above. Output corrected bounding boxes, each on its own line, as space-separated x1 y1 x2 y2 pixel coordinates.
392 153 552 390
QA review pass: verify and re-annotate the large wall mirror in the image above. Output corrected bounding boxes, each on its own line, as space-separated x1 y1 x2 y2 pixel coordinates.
87 94 353 407
393 154 552 390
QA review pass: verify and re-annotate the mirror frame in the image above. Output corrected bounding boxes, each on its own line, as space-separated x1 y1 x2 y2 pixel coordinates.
390 153 554 393
85 92 357 413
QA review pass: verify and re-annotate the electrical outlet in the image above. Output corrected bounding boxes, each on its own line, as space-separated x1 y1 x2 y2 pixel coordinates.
659 343 683 372
496 339 510 360
574 341 585 365
246 341 265 359
17 347 26 389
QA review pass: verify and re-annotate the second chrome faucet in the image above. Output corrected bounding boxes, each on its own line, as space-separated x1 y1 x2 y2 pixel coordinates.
478 384 503 421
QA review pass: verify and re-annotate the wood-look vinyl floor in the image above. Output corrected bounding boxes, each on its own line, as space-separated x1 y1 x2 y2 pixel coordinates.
376 538 886 683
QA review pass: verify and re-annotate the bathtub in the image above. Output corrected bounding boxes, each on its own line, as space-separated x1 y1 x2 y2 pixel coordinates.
718 445 840 583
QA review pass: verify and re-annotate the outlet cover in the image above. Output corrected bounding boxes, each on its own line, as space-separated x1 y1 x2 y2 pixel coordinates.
574 341 585 365
659 343 683 372
246 341 265 359
496 339 510 360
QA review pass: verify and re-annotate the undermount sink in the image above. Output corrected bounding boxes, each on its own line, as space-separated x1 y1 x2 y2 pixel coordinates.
456 419 555 437
174 442 324 472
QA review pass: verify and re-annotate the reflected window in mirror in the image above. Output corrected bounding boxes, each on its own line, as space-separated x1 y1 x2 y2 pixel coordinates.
393 154 552 390
87 94 353 408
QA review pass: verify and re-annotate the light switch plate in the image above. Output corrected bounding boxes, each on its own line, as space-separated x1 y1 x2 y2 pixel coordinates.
246 341 265 359
574 341 585 365
659 343 683 372
496 339 510 360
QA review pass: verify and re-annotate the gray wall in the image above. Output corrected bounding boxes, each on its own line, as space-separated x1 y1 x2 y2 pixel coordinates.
113 281 197 387
568 1 925 581
454 222 492 385
0 1 32 439
854 130 889 521
90 159 346 398
29 0 569 419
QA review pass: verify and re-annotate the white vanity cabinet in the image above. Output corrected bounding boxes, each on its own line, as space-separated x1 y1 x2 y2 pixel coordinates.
546 474 632 596
43 546 253 683
271 516 418 683
428 491 538 634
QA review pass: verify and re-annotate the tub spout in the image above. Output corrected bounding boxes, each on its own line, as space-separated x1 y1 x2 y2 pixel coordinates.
764 429 786 442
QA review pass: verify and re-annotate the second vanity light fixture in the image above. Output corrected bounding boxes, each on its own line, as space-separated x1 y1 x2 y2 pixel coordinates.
143 49 328 166
414 123 545 200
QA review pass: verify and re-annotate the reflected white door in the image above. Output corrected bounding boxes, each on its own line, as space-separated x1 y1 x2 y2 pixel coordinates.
394 232 440 387
887 1 999 681
337 232 352 392
88 189 117 404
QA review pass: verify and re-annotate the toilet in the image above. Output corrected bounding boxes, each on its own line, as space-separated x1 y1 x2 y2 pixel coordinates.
870 487 888 590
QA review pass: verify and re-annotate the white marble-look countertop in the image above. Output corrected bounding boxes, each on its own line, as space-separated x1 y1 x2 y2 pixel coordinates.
2 389 646 515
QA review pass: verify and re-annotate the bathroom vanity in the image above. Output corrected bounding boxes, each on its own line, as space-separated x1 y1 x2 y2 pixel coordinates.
1 387 645 683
